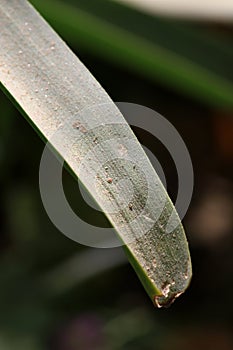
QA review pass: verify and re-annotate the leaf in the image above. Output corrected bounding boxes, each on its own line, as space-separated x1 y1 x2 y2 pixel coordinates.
30 0 233 109
0 0 191 307
113 0 233 22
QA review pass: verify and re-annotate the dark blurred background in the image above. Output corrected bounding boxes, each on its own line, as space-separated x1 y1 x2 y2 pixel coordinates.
0 0 233 349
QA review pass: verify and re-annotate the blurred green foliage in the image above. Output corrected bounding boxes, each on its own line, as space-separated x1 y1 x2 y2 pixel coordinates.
31 0 233 109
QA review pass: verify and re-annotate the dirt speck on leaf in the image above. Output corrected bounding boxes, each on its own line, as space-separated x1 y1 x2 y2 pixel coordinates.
73 121 87 133
129 203 133 211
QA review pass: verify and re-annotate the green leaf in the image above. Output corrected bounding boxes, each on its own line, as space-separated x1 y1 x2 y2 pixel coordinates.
0 0 191 307
30 0 233 109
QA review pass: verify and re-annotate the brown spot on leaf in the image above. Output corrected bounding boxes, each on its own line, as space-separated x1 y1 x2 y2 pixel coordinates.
154 291 183 308
73 121 87 133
